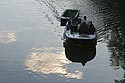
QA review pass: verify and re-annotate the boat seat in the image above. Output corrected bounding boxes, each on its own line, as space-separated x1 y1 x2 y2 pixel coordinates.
71 25 78 34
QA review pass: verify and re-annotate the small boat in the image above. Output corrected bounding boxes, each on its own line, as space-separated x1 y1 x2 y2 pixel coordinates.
60 9 97 47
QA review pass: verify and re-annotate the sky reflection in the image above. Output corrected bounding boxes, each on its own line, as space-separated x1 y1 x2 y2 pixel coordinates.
0 31 16 43
25 47 83 79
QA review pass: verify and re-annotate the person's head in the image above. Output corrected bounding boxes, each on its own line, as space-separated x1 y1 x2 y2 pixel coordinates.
90 21 92 24
84 16 87 20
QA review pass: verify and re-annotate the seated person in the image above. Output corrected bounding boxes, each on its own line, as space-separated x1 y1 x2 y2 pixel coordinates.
66 21 71 30
78 22 89 35
88 21 96 34
70 17 78 33
78 17 81 24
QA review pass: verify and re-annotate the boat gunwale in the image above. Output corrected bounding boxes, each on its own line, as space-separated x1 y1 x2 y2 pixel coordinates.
64 30 97 40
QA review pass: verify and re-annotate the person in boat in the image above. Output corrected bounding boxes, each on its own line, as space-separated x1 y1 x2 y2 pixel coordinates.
66 20 72 30
88 21 96 34
78 22 89 35
83 16 90 25
70 17 78 33
66 16 76 30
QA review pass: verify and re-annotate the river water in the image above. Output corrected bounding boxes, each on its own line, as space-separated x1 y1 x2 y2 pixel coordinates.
0 0 124 83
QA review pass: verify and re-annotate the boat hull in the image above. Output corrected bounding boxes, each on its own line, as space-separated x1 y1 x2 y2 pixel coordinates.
64 30 97 47
63 41 96 63
65 37 97 47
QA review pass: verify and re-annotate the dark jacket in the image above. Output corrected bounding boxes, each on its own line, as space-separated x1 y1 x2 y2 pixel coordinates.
78 22 89 34
88 24 96 34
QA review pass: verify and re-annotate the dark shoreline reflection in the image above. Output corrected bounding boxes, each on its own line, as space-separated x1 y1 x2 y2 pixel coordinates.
91 0 125 82
107 25 125 83
63 41 96 66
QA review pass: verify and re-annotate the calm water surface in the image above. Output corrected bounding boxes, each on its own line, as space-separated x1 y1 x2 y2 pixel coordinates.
0 0 124 83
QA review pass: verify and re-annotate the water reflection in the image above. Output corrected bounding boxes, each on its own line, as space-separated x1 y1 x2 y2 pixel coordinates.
23 0 124 82
0 31 16 43
25 47 83 79
92 0 125 82
64 41 96 66
108 27 125 83
89 0 121 42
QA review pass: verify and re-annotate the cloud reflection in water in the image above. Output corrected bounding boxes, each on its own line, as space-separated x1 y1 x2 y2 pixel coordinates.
0 31 16 43
25 47 83 79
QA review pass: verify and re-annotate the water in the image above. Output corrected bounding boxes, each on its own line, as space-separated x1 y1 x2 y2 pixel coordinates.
0 0 124 83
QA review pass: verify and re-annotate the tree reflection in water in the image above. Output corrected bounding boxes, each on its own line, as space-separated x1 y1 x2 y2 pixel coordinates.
97 21 125 83
107 27 125 83
91 0 125 82
97 11 125 83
